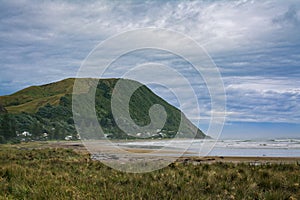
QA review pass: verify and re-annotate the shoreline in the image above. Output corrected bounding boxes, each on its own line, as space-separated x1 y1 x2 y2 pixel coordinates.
177 156 300 164
6 141 300 164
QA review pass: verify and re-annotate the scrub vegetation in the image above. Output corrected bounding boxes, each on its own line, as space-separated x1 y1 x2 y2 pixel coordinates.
0 143 299 199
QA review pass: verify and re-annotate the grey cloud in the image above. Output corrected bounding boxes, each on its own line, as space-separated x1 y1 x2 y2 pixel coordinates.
272 5 300 27
224 76 300 123
0 0 299 125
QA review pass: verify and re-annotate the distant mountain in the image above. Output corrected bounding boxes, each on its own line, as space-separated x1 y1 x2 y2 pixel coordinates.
0 78 206 142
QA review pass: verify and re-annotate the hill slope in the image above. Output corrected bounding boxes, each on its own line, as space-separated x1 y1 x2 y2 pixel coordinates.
0 78 206 141
0 78 75 113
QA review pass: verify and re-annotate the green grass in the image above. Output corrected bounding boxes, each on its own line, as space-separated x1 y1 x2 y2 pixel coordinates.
6 94 64 114
0 78 75 112
0 144 299 199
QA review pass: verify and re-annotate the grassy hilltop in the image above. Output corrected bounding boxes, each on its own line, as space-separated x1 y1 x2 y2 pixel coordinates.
0 78 205 142
0 78 75 114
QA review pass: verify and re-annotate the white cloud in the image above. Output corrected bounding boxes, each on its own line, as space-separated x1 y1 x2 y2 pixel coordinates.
225 76 300 94
224 76 300 123
0 0 299 126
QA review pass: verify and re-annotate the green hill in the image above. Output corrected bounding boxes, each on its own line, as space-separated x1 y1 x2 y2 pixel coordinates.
0 78 206 142
0 78 75 113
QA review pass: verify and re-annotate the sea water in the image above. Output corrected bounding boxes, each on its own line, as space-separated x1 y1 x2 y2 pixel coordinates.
117 138 300 157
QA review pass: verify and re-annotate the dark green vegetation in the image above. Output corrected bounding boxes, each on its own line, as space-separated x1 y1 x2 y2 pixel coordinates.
0 78 205 143
0 145 299 199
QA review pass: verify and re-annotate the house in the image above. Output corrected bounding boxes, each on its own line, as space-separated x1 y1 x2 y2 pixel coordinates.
65 135 73 141
21 131 31 137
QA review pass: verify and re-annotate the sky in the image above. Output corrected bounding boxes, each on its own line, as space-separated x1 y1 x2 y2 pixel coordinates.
0 0 299 139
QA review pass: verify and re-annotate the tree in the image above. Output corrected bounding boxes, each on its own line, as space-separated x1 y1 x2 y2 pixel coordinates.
0 114 16 141
30 121 43 138
36 103 53 118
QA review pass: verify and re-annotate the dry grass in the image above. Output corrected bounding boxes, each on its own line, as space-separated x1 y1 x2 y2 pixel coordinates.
0 144 300 199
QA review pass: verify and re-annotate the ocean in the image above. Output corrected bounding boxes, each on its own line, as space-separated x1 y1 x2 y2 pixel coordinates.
115 138 300 157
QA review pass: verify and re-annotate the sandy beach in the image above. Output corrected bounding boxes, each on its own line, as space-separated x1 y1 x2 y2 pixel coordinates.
16 141 300 165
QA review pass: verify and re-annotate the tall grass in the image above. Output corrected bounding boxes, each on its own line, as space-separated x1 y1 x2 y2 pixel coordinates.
0 146 299 199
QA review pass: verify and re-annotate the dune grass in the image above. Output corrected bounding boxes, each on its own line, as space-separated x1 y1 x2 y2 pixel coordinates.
0 145 300 199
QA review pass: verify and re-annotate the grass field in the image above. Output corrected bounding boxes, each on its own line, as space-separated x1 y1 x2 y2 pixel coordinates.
1 143 300 199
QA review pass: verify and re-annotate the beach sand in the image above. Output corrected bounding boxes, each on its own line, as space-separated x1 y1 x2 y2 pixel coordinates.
16 141 299 165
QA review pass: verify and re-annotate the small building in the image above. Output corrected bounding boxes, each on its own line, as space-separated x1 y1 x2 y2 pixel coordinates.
65 135 73 141
21 131 31 137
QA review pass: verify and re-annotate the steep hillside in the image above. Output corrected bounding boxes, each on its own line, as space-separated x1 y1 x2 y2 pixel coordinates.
0 78 206 141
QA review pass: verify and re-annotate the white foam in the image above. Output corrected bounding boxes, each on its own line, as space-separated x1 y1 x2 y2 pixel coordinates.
116 138 300 157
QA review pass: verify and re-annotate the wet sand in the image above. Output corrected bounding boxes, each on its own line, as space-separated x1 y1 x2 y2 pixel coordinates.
23 141 300 165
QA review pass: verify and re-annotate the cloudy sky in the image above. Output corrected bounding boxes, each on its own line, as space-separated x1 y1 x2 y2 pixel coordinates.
1 0 299 139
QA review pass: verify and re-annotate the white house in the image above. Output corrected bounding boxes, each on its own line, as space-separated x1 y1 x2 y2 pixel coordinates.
65 135 73 141
20 131 31 137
